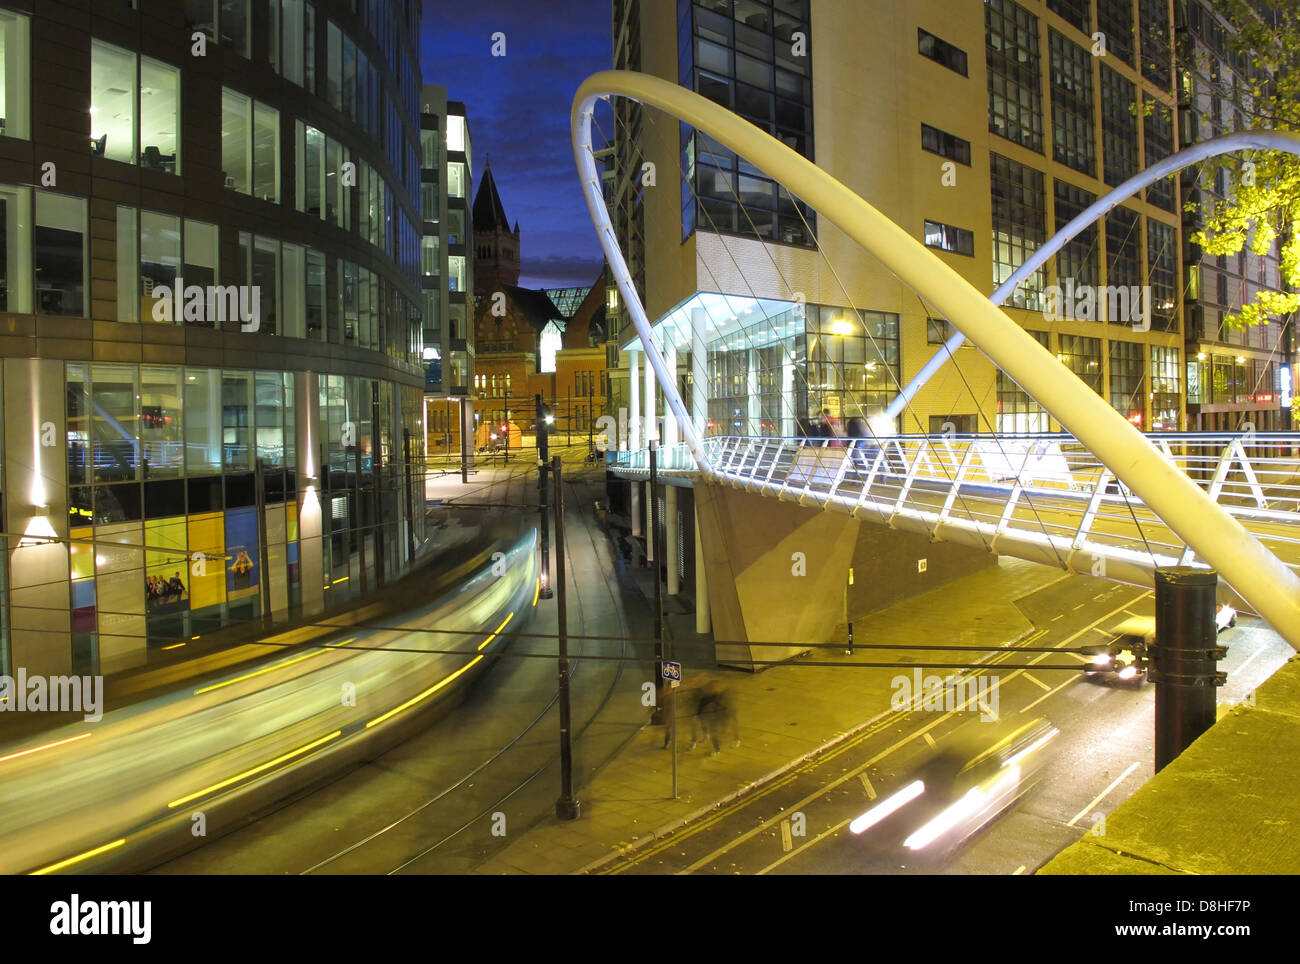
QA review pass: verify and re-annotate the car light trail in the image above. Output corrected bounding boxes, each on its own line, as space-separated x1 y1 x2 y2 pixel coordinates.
30 837 127 875
904 766 1021 850
477 613 514 652
166 730 342 808
194 638 356 695
849 780 924 834
0 731 93 766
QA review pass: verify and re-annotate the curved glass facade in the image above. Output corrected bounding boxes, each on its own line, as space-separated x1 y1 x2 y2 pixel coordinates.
0 2 428 678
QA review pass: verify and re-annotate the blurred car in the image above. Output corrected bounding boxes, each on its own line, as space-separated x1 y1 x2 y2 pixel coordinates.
1216 604 1237 633
1081 615 1154 685
849 717 1059 861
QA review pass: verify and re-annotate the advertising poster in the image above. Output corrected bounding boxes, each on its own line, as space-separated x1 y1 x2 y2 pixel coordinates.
224 507 260 602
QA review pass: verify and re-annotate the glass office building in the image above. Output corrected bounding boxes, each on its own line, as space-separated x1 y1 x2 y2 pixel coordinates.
0 1 428 678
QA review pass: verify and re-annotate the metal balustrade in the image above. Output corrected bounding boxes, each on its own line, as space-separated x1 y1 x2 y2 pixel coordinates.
609 432 1300 606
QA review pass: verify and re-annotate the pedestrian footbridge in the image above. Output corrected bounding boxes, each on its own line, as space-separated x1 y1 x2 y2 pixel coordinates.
610 432 1300 631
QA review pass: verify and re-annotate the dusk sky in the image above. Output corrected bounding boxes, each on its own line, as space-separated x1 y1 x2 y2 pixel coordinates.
421 0 615 290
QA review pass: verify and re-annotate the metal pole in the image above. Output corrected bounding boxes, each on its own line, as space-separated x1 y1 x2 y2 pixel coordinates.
1151 567 1225 771
671 681 678 799
567 388 572 446
650 441 664 722
255 457 271 623
552 455 580 820
460 402 469 485
536 394 553 599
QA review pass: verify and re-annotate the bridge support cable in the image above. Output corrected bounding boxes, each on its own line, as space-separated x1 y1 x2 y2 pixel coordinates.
573 71 1300 650
886 130 1300 419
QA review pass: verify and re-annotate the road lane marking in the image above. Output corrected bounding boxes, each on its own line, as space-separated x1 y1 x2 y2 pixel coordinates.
1013 865 1027 875
1022 673 1051 691
643 590 1155 874
860 773 876 799
1073 603 1086 611
1050 614 1064 622
780 820 793 852
1020 675 1080 714
923 733 936 748
1067 761 1141 827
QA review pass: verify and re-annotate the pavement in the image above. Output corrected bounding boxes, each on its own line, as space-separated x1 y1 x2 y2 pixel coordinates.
474 552 1070 874
1040 652 1300 875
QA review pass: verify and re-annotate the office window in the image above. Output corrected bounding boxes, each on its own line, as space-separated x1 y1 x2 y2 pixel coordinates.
918 28 968 76
420 182 436 224
297 122 325 215
990 153 1046 309
1142 97 1175 211
1049 29 1095 175
185 0 252 57
1048 0 1090 33
282 242 305 338
91 40 136 164
223 371 253 471
986 0 1043 152
921 123 971 165
1058 333 1103 393
342 33 356 120
184 219 219 291
1150 345 1180 430
326 21 342 111
306 248 325 339
927 316 956 345
93 364 140 482
1106 205 1141 293
140 210 180 322
679 1 816 246
304 2 316 92
0 184 31 312
447 162 465 199
1147 217 1177 331
447 115 466 153
267 0 281 72
281 0 304 83
997 331 1050 432
116 206 138 321
341 259 357 344
0 11 31 139
253 102 280 201
421 128 438 168
139 57 180 174
141 365 184 479
1054 179 1097 289
1101 64 1138 187
1139 0 1171 89
422 235 438 277
1109 340 1145 422
924 219 975 256
253 237 280 335
448 255 466 293
222 89 251 193
35 191 87 317
1097 0 1134 66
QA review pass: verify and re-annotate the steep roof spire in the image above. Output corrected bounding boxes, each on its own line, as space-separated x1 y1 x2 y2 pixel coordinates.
472 160 511 233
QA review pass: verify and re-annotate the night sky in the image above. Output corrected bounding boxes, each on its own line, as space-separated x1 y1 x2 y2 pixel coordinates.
421 0 614 290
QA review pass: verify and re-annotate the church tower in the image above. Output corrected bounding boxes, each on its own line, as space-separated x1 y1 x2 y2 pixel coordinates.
472 158 520 296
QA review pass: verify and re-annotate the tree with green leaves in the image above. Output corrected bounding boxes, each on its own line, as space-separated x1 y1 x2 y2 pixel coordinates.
1184 0 1299 330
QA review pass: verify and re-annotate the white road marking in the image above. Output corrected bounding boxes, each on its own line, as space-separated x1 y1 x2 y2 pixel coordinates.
923 732 936 748
1012 865 1027 875
859 773 876 800
1020 674 1080 714
1050 614 1064 622
780 819 793 853
1067 761 1141 827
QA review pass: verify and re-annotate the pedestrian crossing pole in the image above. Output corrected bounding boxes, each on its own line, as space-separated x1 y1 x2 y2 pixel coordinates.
650 441 665 726
552 455 580 820
1151 567 1225 771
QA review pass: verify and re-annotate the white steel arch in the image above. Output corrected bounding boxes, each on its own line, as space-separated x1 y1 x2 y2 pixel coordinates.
887 129 1300 420
571 69 1300 649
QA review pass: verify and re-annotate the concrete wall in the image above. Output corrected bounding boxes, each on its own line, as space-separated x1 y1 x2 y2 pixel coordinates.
693 481 996 670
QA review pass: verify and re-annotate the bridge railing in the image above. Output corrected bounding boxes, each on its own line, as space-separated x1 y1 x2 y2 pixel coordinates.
609 431 1300 575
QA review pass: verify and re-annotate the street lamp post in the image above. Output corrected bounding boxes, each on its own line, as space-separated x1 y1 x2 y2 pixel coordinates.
536 394 553 600
552 454 580 820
